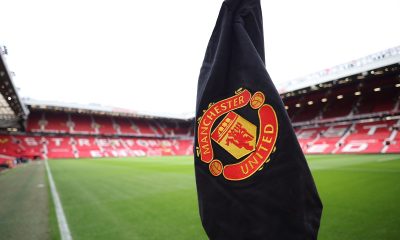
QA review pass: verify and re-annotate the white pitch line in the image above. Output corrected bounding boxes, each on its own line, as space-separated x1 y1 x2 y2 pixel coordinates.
45 160 73 240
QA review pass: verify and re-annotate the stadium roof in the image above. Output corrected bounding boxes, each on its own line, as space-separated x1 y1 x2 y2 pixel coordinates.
0 51 29 130
278 46 400 93
24 98 193 121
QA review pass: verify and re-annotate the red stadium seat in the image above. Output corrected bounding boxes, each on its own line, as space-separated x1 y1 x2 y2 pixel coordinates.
337 120 395 153
42 112 70 133
27 111 44 132
92 116 118 135
70 114 95 134
113 117 141 135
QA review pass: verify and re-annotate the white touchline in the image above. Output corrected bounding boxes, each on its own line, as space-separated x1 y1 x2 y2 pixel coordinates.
45 160 73 240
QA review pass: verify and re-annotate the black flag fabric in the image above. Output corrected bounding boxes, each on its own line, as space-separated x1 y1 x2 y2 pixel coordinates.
194 0 322 239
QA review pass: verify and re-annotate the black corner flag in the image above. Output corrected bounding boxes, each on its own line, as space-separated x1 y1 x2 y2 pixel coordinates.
194 0 322 239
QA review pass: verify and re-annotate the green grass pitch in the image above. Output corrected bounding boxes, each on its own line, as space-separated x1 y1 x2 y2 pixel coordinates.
39 154 400 239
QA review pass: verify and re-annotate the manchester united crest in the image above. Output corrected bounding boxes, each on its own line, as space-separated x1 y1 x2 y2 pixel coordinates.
196 88 278 181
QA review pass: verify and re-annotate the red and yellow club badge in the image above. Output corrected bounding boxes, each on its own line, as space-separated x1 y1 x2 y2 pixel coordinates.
196 88 278 181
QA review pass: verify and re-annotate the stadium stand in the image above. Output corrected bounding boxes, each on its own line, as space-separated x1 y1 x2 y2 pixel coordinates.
355 77 398 115
285 48 400 154
1 46 400 161
385 124 400 153
92 115 117 135
321 84 358 119
43 136 76 159
27 110 43 132
0 135 194 159
42 111 70 133
290 91 327 122
337 120 394 153
113 117 140 135
134 119 161 136
70 113 95 134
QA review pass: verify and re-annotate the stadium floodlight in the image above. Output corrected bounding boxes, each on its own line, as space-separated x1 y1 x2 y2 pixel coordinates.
337 95 343 99
296 103 301 107
354 91 361 95
395 83 400 88
285 106 289 110
374 87 381 92
308 101 313 105
321 98 327 102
